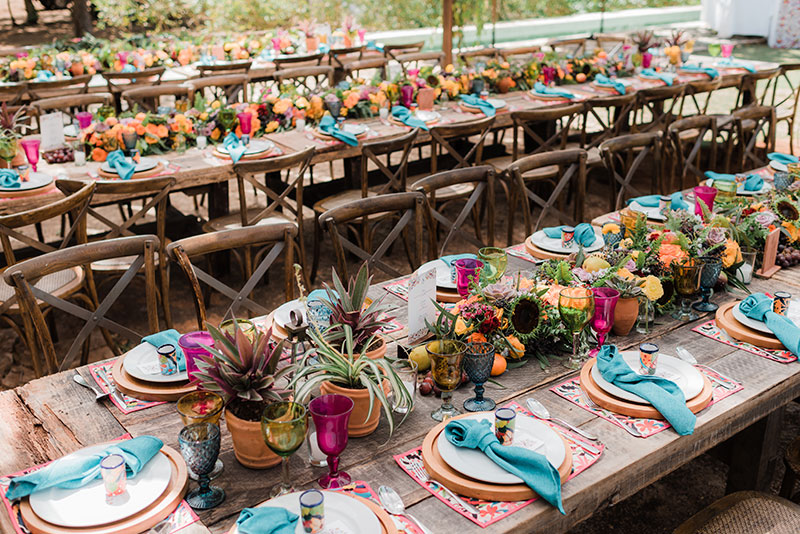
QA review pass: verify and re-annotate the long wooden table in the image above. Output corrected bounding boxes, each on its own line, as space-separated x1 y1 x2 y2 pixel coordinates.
1 249 798 533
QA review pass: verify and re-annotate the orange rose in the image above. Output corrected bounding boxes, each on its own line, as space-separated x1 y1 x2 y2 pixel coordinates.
135 124 146 136
156 124 168 138
468 332 487 344
659 243 688 267
91 147 107 162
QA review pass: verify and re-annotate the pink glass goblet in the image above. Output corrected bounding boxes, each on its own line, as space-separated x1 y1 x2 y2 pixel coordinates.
589 287 620 357
453 258 483 298
693 185 717 216
178 331 214 383
76 111 93 130
237 112 252 145
20 139 40 172
721 43 734 58
309 394 353 489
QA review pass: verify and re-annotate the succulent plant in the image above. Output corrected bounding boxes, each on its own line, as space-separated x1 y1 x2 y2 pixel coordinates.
602 274 644 299
633 30 659 53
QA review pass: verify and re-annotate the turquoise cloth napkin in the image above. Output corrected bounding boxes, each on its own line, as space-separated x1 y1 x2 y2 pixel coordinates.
35 70 54 81
445 418 564 513
460 94 496 117
719 58 756 73
391 105 428 130
0 169 21 189
319 114 359 146
543 223 596 246
440 253 477 267
597 345 696 435
533 82 575 99
5 436 162 500
740 293 800 356
223 132 248 163
236 507 299 534
705 171 763 192
768 152 799 165
680 64 719 79
594 74 626 95
640 68 675 86
106 149 136 180
627 192 689 211
142 329 186 372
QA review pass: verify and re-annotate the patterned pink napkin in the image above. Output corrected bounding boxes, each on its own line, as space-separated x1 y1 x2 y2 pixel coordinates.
394 401 603 528
693 320 797 363
89 360 166 414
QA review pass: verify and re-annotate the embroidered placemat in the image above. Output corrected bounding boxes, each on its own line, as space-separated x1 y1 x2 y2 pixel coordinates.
693 320 797 364
88 360 166 414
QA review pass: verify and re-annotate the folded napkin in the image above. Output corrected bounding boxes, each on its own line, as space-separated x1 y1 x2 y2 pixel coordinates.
640 68 675 86
460 94 496 117
704 171 763 192
597 345 696 435
35 70 54 81
768 152 799 165
533 81 575 99
142 329 186 372
718 58 756 73
223 132 248 164
105 149 136 180
543 222 596 246
440 253 477 267
236 507 299 534
319 114 359 146
627 191 689 211
445 418 564 513
391 105 428 130
0 169 21 189
740 293 800 355
122 63 137 73
679 64 719 79
6 436 163 500
594 74 626 95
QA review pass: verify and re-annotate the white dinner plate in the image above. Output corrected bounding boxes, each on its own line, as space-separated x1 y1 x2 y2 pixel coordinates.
732 300 800 334
416 258 459 290
437 412 565 485
122 342 189 383
770 160 789 173
29 444 171 528
0 171 54 193
100 156 158 175
463 98 506 110
217 139 275 156
229 490 381 534
703 178 773 196
530 228 604 254
415 110 441 123
628 202 666 221
591 351 704 405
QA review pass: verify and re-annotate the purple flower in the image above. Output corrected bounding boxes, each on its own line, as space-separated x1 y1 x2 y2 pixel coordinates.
706 227 727 246
624 259 636 271
754 211 777 228
572 268 593 283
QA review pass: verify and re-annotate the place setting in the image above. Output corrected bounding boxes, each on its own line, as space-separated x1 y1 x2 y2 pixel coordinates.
458 94 507 116
626 192 691 222
703 170 773 196
525 222 604 260
528 81 586 102
0 139 56 198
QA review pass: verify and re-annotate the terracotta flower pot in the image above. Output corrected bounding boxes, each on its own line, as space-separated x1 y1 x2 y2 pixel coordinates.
612 297 640 336
320 379 388 437
364 334 387 360
224 407 281 469
306 37 319 52
496 77 514 93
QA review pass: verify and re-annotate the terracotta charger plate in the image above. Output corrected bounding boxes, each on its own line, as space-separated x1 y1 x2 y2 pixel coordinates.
524 235 571 261
212 147 278 161
19 445 187 534
436 287 462 303
580 358 713 419
715 301 786 350
97 161 165 180
111 355 195 402
312 128 367 142
258 310 290 341
420 412 572 502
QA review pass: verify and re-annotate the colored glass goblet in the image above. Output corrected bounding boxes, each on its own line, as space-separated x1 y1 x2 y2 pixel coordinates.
693 256 723 313
20 139 40 172
463 342 496 412
309 394 353 489
693 185 717 217
559 287 595 370
672 258 703 321
261 401 307 497
453 258 483 298
237 112 252 145
478 247 507 284
178 331 214 383
178 422 225 509
708 43 721 57
177 390 224 481
427 340 466 421
589 287 620 357
76 111 93 130
721 43 734 58
121 130 138 158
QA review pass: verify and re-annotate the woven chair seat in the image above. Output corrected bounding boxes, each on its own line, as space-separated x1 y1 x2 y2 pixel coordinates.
0 266 83 311
313 190 387 220
91 251 163 272
675 491 800 534
407 179 475 201
202 208 311 233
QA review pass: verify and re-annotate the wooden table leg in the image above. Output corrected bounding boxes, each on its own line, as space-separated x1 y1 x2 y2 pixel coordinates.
344 156 361 189
725 406 785 493
208 180 230 272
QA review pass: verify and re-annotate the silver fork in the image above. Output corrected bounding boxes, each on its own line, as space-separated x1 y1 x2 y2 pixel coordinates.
97 372 126 407
582 394 642 437
407 462 479 516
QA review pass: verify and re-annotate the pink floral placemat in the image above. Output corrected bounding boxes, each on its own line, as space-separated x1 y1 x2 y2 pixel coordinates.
506 243 539 264
551 365 743 438
384 277 411 301
0 433 200 534
693 319 797 363
393 401 603 528
88 360 166 414
333 480 422 534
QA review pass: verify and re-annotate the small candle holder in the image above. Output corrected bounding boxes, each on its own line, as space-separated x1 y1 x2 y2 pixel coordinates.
494 407 516 445
299 489 325 533
773 292 792 316
100 454 127 504
639 343 659 375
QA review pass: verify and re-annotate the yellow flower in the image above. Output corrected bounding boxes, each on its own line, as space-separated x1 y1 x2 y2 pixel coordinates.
722 238 742 268
210 100 221 109
445 64 454 73
265 121 279 133
639 275 664 302
273 98 291 115
782 221 800 243
617 267 635 280
602 223 621 235
619 238 633 250
454 316 470 335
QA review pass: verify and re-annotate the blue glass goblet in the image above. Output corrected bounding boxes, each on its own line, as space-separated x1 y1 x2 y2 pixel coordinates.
693 256 722 313
179 422 225 510
463 342 496 412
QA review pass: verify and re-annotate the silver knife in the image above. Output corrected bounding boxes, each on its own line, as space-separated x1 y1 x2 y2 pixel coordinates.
98 372 127 407
561 434 602 456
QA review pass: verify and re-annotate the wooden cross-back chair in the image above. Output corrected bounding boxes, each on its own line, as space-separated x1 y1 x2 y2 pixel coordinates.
507 148 588 244
772 63 800 155
458 48 500 67
197 61 252 77
4 235 160 377
32 93 113 131
102 67 166 112
275 66 333 94
510 103 585 161
167 223 297 330
328 46 365 69
499 46 541 62
186 74 248 105
383 42 425 62
679 77 722 117
734 67 782 109
319 191 431 280
395 51 445 76
0 182 95 377
26 74 92 101
600 131 662 210
594 34 628 56
273 53 324 69
725 105 775 173
412 166 496 256
429 115 495 174
0 82 28 106
547 37 587 57
121 85 191 113
343 57 388 82
581 92 637 148
668 115 718 191
632 82 686 133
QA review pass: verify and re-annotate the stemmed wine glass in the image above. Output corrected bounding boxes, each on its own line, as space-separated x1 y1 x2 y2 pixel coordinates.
178 422 225 509
237 112 252 146
218 108 237 135
672 258 703 321
589 287 620 357
707 43 721 58
427 339 466 421
462 341 496 412
177 390 224 480
478 247 507 284
261 401 307 497
309 394 353 489
121 129 138 159
20 139 40 172
693 256 723 312
559 287 595 370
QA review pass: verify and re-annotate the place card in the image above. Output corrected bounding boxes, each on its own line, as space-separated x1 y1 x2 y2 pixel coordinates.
39 112 65 151
407 268 437 345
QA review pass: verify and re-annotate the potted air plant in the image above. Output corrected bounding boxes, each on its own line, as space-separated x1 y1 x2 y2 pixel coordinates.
194 319 288 469
319 263 395 359
298 19 319 53
603 275 644 336
290 326 412 437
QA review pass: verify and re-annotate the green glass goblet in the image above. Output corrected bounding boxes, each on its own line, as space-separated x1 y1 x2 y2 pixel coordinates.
559 287 595 370
478 247 507 284
427 340 466 422
672 258 703 321
261 401 307 497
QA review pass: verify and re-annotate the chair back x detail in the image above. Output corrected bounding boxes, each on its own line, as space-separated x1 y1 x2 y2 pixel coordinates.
600 131 662 210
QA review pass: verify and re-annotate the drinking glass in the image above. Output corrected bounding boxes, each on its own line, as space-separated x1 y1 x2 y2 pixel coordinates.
672 258 703 321
559 287 595 370
453 258 483 298
178 391 225 480
76 111 93 130
589 287 619 357
707 43 721 57
219 318 256 341
309 394 353 489
721 43 734 58
121 130 138 158
693 256 723 312
261 401 307 497
178 331 214 383
462 342 496 412
20 139 40 172
427 340 466 421
693 185 717 216
218 108 237 135
100 454 126 504
237 112 252 145
713 179 737 199
619 207 646 237
179 422 225 509
389 359 417 414
478 247 507 284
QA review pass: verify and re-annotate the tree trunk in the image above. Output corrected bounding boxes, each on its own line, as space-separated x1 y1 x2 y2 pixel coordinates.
71 0 92 36
23 0 37 25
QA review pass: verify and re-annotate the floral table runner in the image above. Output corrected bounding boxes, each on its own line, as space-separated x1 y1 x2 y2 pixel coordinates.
693 320 797 364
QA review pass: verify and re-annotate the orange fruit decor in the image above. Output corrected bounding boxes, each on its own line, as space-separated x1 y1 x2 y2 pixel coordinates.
491 354 507 376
